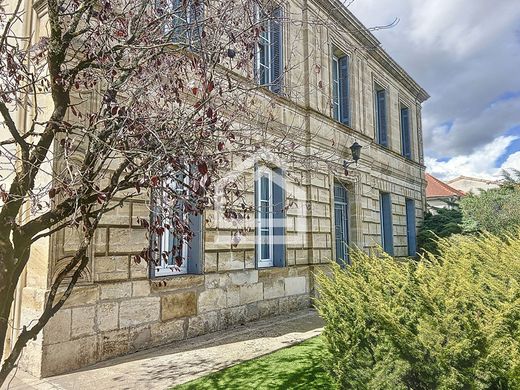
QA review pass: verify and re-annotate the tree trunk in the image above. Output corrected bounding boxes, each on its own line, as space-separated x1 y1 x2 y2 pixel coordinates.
0 242 15 367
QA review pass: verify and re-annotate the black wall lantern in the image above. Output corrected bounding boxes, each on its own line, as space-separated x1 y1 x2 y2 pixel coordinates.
343 141 362 176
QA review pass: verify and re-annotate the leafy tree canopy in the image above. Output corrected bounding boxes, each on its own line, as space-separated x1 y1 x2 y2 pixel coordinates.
460 186 520 236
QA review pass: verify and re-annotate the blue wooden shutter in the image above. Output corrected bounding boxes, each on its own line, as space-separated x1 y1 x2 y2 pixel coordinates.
187 212 203 274
377 90 387 146
269 7 283 94
339 56 350 125
405 199 417 257
334 183 349 266
401 107 411 159
272 167 285 267
380 193 394 255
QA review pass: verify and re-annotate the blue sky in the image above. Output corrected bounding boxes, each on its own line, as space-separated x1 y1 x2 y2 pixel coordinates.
348 0 520 180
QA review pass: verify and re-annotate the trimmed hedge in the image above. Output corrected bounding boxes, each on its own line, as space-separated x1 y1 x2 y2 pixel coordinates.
316 233 520 389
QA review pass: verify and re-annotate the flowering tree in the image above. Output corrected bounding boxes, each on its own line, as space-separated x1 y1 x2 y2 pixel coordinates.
0 0 314 383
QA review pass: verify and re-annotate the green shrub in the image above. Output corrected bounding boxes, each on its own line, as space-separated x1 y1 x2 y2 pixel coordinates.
460 187 520 236
316 233 520 390
417 208 463 255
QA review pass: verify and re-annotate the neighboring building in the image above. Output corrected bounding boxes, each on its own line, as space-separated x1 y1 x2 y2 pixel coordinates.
447 175 500 195
6 0 428 377
425 173 465 213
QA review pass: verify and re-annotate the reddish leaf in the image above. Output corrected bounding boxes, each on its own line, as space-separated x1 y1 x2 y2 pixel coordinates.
97 193 107 204
206 80 214 93
198 161 208 175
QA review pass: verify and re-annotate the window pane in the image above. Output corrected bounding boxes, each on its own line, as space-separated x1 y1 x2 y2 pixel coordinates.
260 201 270 227
261 230 270 259
338 56 349 125
332 58 339 119
380 193 393 255
260 175 269 200
376 89 387 146
259 55 268 85
401 107 411 159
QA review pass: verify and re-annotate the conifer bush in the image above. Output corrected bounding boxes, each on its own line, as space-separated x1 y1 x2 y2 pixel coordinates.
316 233 520 389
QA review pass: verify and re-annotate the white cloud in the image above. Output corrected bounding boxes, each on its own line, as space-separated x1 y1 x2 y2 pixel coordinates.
425 96 520 157
425 136 519 180
409 0 520 58
502 151 520 172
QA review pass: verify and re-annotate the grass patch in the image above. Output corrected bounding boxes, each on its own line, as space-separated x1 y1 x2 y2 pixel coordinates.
172 336 333 390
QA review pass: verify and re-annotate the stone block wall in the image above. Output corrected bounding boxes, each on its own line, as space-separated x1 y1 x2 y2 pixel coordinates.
12 0 428 379
32 259 313 376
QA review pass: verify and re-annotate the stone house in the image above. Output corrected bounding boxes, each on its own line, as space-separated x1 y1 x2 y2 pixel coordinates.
447 175 500 195
5 0 428 378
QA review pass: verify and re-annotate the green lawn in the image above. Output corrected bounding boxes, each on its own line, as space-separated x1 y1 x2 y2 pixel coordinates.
172 336 334 390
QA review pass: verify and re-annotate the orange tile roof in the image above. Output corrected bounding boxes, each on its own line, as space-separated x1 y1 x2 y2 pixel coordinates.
425 173 465 198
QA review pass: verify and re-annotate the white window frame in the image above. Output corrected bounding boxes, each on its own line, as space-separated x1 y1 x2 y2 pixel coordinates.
374 83 388 146
400 104 412 159
256 167 274 268
154 172 190 277
167 0 202 44
332 55 340 120
255 6 273 86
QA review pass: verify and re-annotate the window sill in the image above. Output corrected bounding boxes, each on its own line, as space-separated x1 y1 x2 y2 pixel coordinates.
258 266 289 278
150 273 204 292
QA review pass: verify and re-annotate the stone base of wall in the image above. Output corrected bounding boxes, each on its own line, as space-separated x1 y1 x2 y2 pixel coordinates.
19 265 318 378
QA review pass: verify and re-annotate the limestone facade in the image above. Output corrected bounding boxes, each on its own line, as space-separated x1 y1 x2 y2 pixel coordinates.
6 0 428 377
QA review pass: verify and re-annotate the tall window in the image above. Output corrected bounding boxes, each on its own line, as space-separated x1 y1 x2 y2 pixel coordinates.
400 105 412 159
405 199 417 256
255 166 285 268
379 192 394 255
375 85 388 147
334 183 350 265
152 171 203 277
332 53 350 125
255 6 283 94
160 0 203 46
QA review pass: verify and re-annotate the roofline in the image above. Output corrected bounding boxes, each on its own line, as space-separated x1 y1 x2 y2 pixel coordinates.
314 0 430 103
426 195 462 200
425 173 466 197
446 175 500 185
